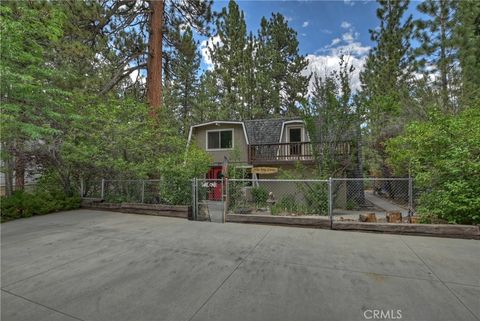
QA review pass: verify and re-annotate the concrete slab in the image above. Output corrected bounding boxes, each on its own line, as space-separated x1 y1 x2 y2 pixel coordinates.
1 210 479 321
400 235 480 286
447 283 480 319
249 226 437 280
1 290 79 321
191 259 474 321
4 244 241 321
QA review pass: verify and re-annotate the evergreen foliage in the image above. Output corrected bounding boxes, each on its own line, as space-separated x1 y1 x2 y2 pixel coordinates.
1 0 479 223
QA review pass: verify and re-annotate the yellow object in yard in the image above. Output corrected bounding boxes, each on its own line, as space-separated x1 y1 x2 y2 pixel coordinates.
251 167 278 174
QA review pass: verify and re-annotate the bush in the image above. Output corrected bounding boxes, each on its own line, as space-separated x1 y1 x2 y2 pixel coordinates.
1 190 80 223
302 182 328 215
278 194 299 213
251 186 268 207
387 108 480 224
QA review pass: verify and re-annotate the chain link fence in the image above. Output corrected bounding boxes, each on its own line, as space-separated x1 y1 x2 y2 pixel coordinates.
81 177 414 224
80 179 192 205
331 178 413 222
227 179 330 217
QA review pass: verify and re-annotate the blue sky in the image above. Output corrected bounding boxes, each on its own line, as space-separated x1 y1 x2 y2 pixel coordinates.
200 0 423 91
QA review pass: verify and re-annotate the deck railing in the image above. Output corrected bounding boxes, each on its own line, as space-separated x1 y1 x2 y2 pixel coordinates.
248 141 350 164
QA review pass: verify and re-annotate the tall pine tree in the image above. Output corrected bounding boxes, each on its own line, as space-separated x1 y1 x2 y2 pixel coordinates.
209 0 248 119
255 14 309 116
168 26 200 135
455 0 480 106
415 0 459 113
359 0 414 176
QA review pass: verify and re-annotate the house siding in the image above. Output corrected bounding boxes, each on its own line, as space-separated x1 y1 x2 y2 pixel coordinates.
193 124 248 164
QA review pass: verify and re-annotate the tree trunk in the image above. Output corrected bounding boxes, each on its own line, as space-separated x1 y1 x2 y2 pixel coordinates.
14 151 25 192
2 142 14 196
147 0 164 119
439 2 449 112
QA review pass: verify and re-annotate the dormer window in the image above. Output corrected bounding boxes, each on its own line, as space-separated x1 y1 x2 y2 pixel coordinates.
288 127 302 143
207 129 233 150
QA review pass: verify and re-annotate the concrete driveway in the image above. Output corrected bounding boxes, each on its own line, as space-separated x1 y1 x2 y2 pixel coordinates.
1 210 479 321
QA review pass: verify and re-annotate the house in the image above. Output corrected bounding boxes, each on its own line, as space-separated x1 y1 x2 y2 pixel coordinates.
187 118 354 180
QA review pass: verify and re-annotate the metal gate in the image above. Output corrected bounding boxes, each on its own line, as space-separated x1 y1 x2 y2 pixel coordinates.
192 178 226 223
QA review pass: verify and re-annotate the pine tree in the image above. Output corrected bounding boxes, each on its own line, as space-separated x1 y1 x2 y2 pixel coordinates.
359 0 414 176
415 0 459 113
239 32 258 119
455 0 480 106
95 0 213 119
256 13 309 116
0 2 70 192
194 71 224 122
209 0 248 119
168 26 200 135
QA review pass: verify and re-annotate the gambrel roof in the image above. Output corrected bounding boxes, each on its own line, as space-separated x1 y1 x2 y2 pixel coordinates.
187 117 355 146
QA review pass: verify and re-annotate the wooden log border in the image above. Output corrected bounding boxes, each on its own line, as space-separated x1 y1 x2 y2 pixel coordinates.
227 214 331 229
332 221 479 239
226 214 479 239
81 200 191 219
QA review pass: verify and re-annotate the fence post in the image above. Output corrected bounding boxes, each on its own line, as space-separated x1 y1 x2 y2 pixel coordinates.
101 179 105 200
80 178 84 198
222 178 229 223
192 178 197 221
328 177 333 229
141 180 145 203
408 176 413 217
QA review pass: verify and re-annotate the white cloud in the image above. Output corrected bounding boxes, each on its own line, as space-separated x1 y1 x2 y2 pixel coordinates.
304 53 367 94
341 21 352 29
327 38 341 47
304 22 371 95
200 35 222 69
342 32 355 43
320 29 332 34
302 21 309 28
344 0 355 6
331 42 371 57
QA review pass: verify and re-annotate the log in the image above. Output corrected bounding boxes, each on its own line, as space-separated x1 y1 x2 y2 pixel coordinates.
359 213 377 222
386 211 402 223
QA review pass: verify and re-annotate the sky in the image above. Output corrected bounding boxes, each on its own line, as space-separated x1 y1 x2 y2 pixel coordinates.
199 0 423 92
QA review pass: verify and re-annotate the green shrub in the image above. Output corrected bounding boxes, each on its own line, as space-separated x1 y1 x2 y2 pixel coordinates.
387 108 480 224
278 194 298 213
1 191 80 223
302 183 328 215
251 186 268 207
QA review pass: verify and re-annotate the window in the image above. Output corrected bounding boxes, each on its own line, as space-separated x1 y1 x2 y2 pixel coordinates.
289 128 302 142
207 130 233 149
288 127 303 155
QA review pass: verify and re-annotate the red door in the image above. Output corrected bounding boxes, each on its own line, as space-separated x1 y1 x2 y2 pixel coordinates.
207 167 223 201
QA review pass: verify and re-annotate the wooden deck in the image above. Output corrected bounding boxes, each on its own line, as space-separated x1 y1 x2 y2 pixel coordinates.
248 141 351 164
